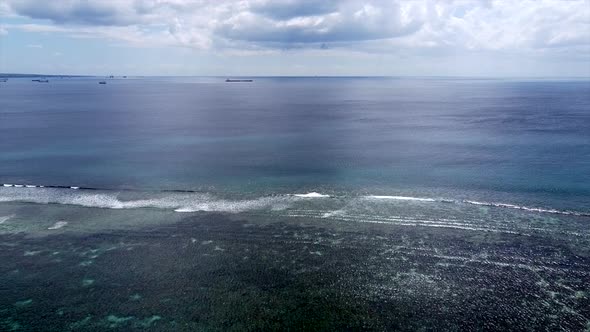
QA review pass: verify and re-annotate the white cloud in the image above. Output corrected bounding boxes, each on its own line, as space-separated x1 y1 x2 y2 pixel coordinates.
1 0 589 55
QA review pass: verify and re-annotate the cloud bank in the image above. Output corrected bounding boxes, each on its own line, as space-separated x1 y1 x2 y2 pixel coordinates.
3 0 588 53
1 0 589 76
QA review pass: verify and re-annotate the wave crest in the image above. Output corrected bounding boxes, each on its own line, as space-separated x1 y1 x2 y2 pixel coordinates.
0 186 291 214
1 184 588 217
366 195 436 202
293 192 330 198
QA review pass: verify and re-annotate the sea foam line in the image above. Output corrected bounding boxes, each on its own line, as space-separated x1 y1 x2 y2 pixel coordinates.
270 209 589 238
364 193 587 217
0 185 293 213
292 192 330 198
354 218 525 235
281 210 524 235
1 183 588 217
366 195 436 202
462 200 588 217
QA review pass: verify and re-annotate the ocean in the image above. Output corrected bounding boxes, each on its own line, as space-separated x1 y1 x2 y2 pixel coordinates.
0 77 589 330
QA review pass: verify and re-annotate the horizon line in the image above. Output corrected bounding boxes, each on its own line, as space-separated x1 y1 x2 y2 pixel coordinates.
2 73 590 79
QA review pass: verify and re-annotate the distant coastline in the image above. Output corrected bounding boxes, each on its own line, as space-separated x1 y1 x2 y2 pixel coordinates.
0 73 91 78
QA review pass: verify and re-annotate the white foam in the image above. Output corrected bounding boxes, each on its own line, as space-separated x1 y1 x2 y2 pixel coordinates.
0 186 293 214
355 218 523 235
0 185 586 217
172 196 288 213
464 200 493 206
322 210 344 218
366 195 436 202
463 200 582 216
174 208 195 213
0 215 15 224
293 192 330 198
48 221 68 230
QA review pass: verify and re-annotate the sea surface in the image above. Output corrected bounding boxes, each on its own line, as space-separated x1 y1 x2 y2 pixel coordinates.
0 77 589 331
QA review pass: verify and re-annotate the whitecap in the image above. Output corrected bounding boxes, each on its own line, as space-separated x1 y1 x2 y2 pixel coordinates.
1 185 587 217
48 221 68 230
0 214 15 224
462 200 583 216
366 195 436 202
174 208 195 213
293 192 330 198
0 186 293 214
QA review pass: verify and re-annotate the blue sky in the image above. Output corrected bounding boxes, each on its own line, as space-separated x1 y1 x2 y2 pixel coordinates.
0 0 589 76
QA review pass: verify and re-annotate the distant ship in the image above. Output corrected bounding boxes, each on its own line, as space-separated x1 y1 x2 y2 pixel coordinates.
225 79 253 82
98 81 107 84
0 78 7 82
32 79 49 83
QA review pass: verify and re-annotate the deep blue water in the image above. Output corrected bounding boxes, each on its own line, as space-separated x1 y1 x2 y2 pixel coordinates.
1 77 590 331
1 77 589 210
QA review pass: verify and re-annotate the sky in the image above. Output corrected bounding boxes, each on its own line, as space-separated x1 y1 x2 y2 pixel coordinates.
0 0 589 77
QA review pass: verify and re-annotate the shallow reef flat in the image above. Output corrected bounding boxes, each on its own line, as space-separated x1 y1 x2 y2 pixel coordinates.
0 206 589 331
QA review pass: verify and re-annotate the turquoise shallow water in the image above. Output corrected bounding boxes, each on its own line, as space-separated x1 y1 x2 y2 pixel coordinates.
0 77 589 330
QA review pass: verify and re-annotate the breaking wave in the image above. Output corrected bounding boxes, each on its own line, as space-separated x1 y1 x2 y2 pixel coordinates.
48 221 68 230
293 192 331 198
1 183 588 217
365 195 436 202
0 184 292 213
